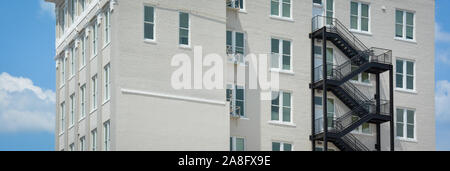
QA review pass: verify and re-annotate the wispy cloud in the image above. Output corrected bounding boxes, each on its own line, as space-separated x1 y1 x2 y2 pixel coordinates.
0 72 55 133
436 23 450 43
436 80 450 123
39 0 55 18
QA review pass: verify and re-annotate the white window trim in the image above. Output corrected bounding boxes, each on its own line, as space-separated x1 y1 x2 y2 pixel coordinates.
91 129 97 151
227 0 246 12
103 121 111 151
350 1 371 33
91 75 98 112
395 107 417 142
104 64 111 102
80 33 87 70
179 12 191 47
270 0 292 19
314 96 335 131
270 90 293 124
395 58 416 92
230 136 245 151
79 84 86 121
91 23 98 58
144 5 156 42
69 94 75 127
395 9 416 41
103 7 111 46
79 136 86 151
272 141 294 151
227 30 246 65
270 37 293 72
227 83 246 118
60 102 66 135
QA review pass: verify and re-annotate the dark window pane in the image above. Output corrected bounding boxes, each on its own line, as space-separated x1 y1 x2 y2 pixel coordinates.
179 12 189 28
272 142 280 151
271 39 279 53
144 23 154 39
144 6 154 22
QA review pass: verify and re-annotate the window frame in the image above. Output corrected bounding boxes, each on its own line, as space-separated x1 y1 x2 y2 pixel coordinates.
230 136 245 151
144 6 156 41
395 107 416 141
179 12 190 46
226 84 246 117
272 141 293 151
79 136 86 151
271 90 293 124
395 9 415 41
104 7 111 45
103 121 111 151
395 58 416 92
60 102 65 134
350 1 370 33
91 129 97 151
226 30 246 65
91 75 98 111
104 64 111 102
271 37 293 72
270 0 292 19
70 93 75 127
80 33 86 69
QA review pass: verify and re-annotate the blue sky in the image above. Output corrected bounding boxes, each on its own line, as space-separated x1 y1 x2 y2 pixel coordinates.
0 0 449 151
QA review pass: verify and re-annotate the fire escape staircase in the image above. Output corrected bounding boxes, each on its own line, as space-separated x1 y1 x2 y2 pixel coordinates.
309 16 393 151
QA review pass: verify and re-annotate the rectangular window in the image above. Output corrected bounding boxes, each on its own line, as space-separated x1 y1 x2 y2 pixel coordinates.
69 143 75 151
351 65 370 84
104 8 110 44
226 31 245 64
80 84 86 118
92 75 98 110
80 34 86 68
92 23 98 56
79 136 86 151
227 0 244 9
60 102 65 133
104 64 111 101
227 84 245 117
314 97 335 132
70 0 75 23
352 116 372 134
70 94 75 126
271 91 292 123
271 0 291 18
230 137 245 151
80 0 85 15
60 57 66 85
325 0 333 25
396 10 414 40
144 6 155 40
91 129 97 151
103 121 111 151
350 2 369 32
70 46 75 76
271 38 291 71
396 59 415 90
179 12 190 46
272 142 292 151
396 108 415 140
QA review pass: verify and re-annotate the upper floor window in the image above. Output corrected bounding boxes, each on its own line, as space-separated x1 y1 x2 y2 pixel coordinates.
70 46 76 77
70 0 75 23
350 1 370 32
103 121 111 151
60 102 65 134
60 56 66 85
271 91 292 123
313 0 322 5
271 0 291 18
80 33 86 69
352 116 372 134
396 108 415 140
144 6 155 40
79 136 86 151
92 22 98 57
226 31 245 64
80 84 86 118
351 65 370 84
91 75 98 110
70 94 75 126
104 64 111 101
104 8 111 44
91 129 97 151
271 38 291 71
396 10 414 40
227 0 244 10
226 84 245 117
272 142 292 151
396 59 415 91
179 12 190 46
69 143 75 151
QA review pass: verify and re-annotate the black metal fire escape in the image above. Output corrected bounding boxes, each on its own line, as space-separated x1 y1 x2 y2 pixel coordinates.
309 16 395 151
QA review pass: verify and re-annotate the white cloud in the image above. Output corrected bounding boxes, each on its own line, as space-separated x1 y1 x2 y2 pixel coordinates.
436 23 450 43
39 0 55 18
436 80 450 123
0 72 55 133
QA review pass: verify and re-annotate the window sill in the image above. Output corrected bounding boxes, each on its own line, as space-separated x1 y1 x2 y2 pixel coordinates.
270 69 295 75
79 116 86 123
350 81 372 87
68 125 75 130
90 54 98 61
90 108 98 115
269 16 294 22
144 39 157 45
350 30 372 36
395 88 417 95
179 44 192 50
59 132 64 137
102 99 111 106
396 137 418 143
79 65 87 72
394 37 417 44
352 131 374 136
59 84 65 89
102 42 111 50
230 115 249 120
268 121 296 128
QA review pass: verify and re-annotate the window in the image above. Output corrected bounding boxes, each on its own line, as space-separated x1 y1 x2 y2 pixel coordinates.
80 34 86 68
226 31 245 64
271 91 292 123
104 64 111 101
80 84 86 118
272 142 292 151
179 12 190 46
60 56 66 85
59 7 65 34
79 0 85 15
226 84 245 117
396 10 414 40
91 129 97 151
350 2 369 32
227 0 244 9
69 143 75 151
314 97 335 133
92 22 98 56
144 6 155 40
104 8 110 44
70 46 75 77
396 108 415 140
313 0 322 5
271 0 291 18
92 75 98 110
352 116 372 134
70 94 75 126
351 65 370 84
103 121 111 151
60 102 65 133
70 0 75 23
325 0 334 24
230 137 245 151
396 59 415 90
271 38 291 71
79 136 86 151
